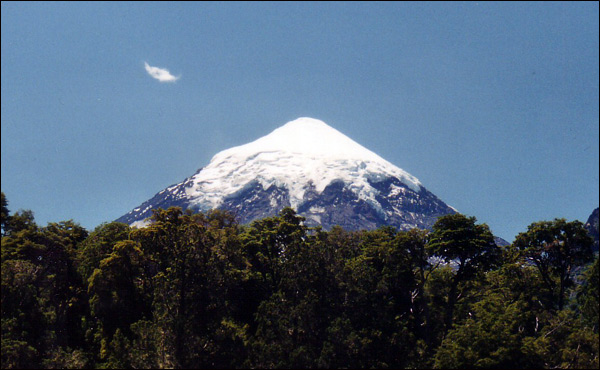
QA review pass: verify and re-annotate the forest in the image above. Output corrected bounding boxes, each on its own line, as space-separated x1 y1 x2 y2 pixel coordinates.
1 191 598 369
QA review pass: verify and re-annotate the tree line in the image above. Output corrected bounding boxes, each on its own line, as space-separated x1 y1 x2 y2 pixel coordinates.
1 192 598 369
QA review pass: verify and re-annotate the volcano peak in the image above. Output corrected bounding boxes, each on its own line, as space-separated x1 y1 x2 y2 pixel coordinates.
118 117 455 231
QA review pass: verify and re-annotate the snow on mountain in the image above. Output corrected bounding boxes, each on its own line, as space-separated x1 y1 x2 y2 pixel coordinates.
187 117 421 209
117 117 456 231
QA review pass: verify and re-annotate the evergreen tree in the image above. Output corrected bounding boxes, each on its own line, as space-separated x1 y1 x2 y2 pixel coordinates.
1 192 9 237
522 309 599 369
577 257 599 332
1 260 45 368
88 240 149 341
128 207 250 368
433 262 550 369
513 218 594 310
2 192 599 368
1 200 89 368
427 214 500 333
77 222 131 283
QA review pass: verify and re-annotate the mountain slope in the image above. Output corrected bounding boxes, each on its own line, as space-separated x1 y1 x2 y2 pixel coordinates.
585 207 599 252
117 117 457 231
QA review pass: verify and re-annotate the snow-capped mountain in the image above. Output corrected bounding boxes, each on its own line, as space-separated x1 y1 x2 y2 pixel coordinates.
117 117 457 231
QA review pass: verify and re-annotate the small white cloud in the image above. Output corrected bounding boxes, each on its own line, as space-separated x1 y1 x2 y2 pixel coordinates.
144 62 180 83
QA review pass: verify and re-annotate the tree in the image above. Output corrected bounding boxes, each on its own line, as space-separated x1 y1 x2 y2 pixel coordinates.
241 207 308 297
77 222 131 283
577 257 599 332
395 229 433 355
88 240 149 340
513 218 594 310
427 214 500 332
245 208 322 368
37 221 89 350
0 197 39 264
332 227 417 368
434 294 538 369
128 207 250 368
1 192 9 237
2 212 90 364
522 309 599 369
433 262 550 369
1 260 45 369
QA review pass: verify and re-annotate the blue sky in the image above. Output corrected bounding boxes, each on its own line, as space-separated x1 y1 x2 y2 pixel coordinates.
1 2 598 242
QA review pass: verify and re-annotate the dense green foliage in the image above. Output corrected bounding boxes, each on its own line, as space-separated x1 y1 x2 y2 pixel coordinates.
1 192 598 369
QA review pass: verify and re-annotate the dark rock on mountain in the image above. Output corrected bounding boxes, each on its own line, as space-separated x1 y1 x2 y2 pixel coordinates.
584 207 599 252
